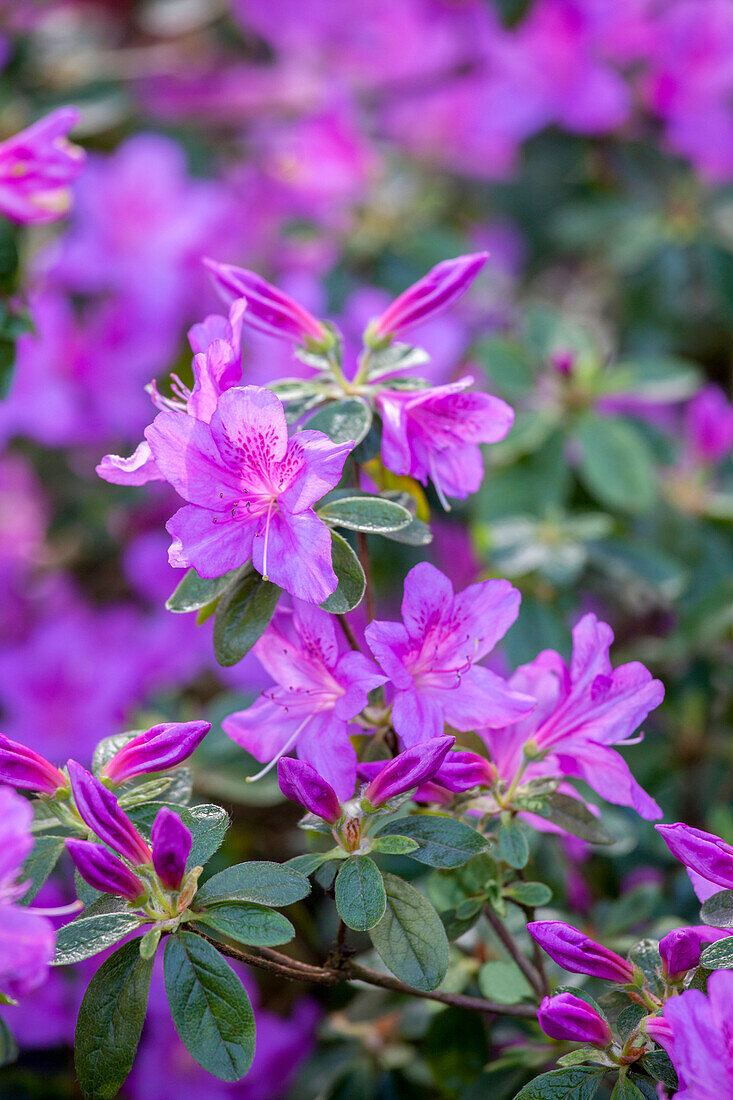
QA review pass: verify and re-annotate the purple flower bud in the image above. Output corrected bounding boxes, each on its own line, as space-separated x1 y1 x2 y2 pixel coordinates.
277 758 342 824
0 734 67 795
362 737 456 809
659 926 729 980
369 253 488 343
527 920 635 984
66 839 145 902
537 992 612 1047
656 823 733 891
101 720 211 784
430 751 497 793
67 761 152 866
204 259 329 347
151 807 192 891
644 1015 674 1053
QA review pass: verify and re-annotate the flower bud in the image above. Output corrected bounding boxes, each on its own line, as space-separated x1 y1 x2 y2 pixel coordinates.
0 734 67 795
101 720 211 785
151 807 192 891
362 737 455 809
68 761 152 866
656 823 733 891
66 839 145 902
528 920 635 984
277 758 342 824
643 1015 674 1053
659 925 728 981
430 751 497 793
367 252 488 344
204 259 330 348
537 992 612 1047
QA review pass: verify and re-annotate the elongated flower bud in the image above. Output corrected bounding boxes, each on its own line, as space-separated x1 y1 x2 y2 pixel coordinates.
537 992 612 1047
204 259 330 348
431 751 497 793
367 252 488 344
151 807 191 891
527 920 635 984
643 1015 674 1053
101 720 211 784
67 761 152 866
0 734 67 795
66 839 145 902
277 758 342 824
656 823 733 891
362 737 455 809
659 926 728 980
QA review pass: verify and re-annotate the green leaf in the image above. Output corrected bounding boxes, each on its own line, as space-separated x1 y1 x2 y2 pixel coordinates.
196 861 310 907
701 935 733 968
318 495 412 534
368 872 449 991
610 1075 645 1100
365 342 430 382
574 413 656 514
213 570 281 666
335 857 386 931
478 959 533 1004
127 802 230 869
603 357 701 402
376 815 489 869
166 567 241 613
503 881 552 907
19 835 66 903
371 835 421 856
55 911 144 965
0 1015 17 1068
513 792 614 845
193 901 295 946
616 1003 646 1040
75 939 154 1100
320 531 366 613
139 927 161 959
498 815 530 869
640 1050 678 1091
700 890 733 929
164 932 255 1082
381 514 433 545
628 940 663 997
512 1066 604 1099
285 852 332 875
305 398 372 445
557 1047 616 1068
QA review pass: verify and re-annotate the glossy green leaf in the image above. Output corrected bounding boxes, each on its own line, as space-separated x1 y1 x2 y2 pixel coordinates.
20 835 66 904
610 1075 645 1100
701 935 733 967
700 890 733 929
512 1066 604 1099
513 792 614 845
318 495 412 533
193 901 295 946
54 911 143 965
369 872 449 991
213 570 281 666
498 815 530 869
320 531 366 613
166 567 241 613
195 861 310 907
335 856 386 931
376 815 489 869
371 835 421 856
640 1050 678 1091
503 881 552 907
306 398 372 445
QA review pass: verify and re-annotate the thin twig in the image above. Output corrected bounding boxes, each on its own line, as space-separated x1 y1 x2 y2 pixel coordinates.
337 614 361 652
484 905 545 1000
357 529 375 622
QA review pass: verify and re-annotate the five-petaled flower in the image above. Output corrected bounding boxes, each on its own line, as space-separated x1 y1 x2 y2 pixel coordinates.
145 386 354 603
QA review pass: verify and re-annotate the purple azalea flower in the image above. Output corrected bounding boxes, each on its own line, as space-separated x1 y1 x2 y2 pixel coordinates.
537 991 612 1047
65 839 145 902
656 823 733 894
377 377 514 509
145 385 353 602
151 807 192 891
659 969 733 1098
480 613 664 820
365 562 533 748
684 385 733 467
659 926 729 981
528 920 634 984
0 787 55 999
67 761 152 867
277 758 343 824
101 720 211 784
205 258 330 348
0 734 67 795
223 601 385 799
361 736 455 808
368 253 488 343
0 107 85 224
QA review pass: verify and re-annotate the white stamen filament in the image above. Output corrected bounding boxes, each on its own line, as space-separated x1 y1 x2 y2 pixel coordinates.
26 899 83 917
261 498 276 581
429 452 451 512
245 714 311 783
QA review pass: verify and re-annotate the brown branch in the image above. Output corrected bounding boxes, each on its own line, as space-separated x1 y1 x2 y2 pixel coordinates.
484 905 545 1000
357 530 375 623
337 614 361 652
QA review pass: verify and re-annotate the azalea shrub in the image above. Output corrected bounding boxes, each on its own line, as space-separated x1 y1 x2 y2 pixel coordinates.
0 4 732 1100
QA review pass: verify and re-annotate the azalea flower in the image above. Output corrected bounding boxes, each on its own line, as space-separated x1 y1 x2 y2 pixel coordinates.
223 601 385 798
377 377 514 509
146 386 354 603
0 107 85 224
365 562 534 747
656 969 733 1098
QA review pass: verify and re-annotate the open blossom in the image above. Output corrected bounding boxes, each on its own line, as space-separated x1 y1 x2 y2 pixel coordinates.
479 613 664 820
0 734 67 795
146 386 353 603
0 787 55 999
0 107 85 224
528 920 634 984
537 991 612 1047
205 258 330 347
657 969 733 1098
223 601 386 799
377 377 514 508
367 253 488 343
68 761 152 867
101 720 211 784
365 562 533 748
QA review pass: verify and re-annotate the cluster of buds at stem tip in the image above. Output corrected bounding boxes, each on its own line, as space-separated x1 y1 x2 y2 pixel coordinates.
68 761 153 865
537 992 612 1047
528 920 635 984
0 733 68 795
364 252 488 348
204 258 335 352
101 720 211 785
278 737 455 852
